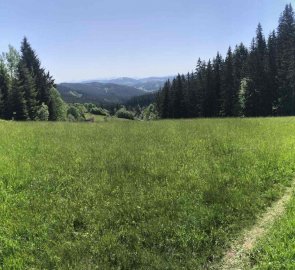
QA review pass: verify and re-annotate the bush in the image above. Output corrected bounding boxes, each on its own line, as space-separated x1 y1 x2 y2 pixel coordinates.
67 106 80 120
115 108 134 120
90 107 109 116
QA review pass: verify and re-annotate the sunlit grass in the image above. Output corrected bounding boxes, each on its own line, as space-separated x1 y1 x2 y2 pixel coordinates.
0 118 295 269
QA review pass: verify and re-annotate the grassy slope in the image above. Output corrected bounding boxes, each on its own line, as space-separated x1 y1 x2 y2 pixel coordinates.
0 118 295 269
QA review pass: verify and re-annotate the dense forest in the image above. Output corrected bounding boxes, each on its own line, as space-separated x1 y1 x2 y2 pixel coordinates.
156 4 295 118
0 38 65 121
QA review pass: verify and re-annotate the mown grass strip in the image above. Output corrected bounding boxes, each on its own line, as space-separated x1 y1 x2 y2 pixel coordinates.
216 179 295 270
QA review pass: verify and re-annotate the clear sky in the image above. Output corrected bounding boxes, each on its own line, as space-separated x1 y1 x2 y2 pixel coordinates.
0 0 292 82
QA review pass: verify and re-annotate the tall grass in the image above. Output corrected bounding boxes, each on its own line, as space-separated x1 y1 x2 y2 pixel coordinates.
0 118 295 269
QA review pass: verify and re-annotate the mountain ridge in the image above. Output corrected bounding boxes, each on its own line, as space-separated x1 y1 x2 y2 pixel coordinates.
57 82 146 105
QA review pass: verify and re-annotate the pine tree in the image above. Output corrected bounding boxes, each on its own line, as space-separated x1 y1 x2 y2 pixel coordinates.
17 63 37 120
212 53 223 116
10 79 28 120
20 37 55 115
171 75 184 118
233 43 248 115
0 60 10 119
203 60 215 117
244 39 260 116
220 47 235 116
195 59 206 116
256 24 270 116
244 25 269 116
157 80 171 118
276 4 295 115
267 31 278 114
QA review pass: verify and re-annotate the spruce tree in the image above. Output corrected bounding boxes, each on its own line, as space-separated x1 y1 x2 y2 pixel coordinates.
233 43 248 115
10 79 28 120
220 47 235 116
20 37 54 115
212 53 223 116
157 80 171 118
267 31 278 114
203 60 215 117
244 39 260 116
276 4 295 115
0 60 10 119
17 63 37 120
171 75 184 118
244 25 269 116
195 59 206 116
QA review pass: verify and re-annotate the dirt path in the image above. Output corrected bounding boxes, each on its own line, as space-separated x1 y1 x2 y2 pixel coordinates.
217 181 295 270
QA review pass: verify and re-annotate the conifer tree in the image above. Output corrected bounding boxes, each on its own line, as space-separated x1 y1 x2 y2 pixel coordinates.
10 79 28 120
195 59 206 116
0 60 10 119
171 75 184 118
17 63 37 120
267 31 278 114
203 60 215 117
233 43 248 115
212 53 223 116
220 47 235 116
276 4 295 115
20 37 54 115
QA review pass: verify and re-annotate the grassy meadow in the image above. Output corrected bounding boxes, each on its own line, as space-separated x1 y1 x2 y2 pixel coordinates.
0 118 295 269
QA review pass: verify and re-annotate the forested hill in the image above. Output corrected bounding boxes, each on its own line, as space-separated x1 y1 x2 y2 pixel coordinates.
83 76 174 92
57 82 146 105
156 4 295 119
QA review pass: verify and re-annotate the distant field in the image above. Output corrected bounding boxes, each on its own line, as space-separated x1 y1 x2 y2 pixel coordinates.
0 118 295 269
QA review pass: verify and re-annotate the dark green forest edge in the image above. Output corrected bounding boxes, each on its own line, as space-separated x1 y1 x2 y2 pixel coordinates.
156 4 295 119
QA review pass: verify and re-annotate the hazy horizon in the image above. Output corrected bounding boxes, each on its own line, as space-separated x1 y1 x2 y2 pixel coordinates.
0 0 291 83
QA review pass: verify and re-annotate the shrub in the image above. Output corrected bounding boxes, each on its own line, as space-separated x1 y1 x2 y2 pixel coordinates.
115 108 134 120
90 107 109 116
67 106 80 120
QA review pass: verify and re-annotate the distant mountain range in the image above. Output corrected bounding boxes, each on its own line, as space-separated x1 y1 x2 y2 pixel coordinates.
57 76 174 105
82 76 174 92
57 82 146 105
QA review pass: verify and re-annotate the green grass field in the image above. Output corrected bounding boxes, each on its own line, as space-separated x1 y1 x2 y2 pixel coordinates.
1 118 295 269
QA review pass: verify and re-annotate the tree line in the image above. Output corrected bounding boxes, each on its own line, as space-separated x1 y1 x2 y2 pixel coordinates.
0 37 65 120
156 4 295 118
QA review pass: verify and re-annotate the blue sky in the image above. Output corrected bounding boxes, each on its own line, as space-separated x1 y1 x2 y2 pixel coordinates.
0 0 292 82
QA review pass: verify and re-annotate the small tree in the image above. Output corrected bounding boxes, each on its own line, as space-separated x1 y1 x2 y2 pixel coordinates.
115 107 134 120
48 87 66 121
143 104 159 120
35 102 49 121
